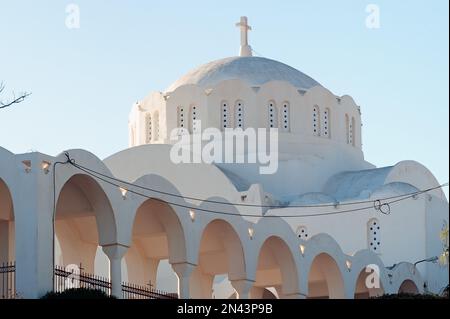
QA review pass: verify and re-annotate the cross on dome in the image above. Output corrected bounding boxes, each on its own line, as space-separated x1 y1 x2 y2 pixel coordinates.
235 16 252 57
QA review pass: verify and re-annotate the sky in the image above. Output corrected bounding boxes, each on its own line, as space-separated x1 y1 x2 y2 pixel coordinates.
0 0 448 197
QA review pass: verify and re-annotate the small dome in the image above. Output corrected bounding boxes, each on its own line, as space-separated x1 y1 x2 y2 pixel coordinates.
166 56 321 92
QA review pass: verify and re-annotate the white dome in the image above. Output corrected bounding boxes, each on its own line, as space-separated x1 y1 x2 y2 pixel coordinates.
166 56 321 92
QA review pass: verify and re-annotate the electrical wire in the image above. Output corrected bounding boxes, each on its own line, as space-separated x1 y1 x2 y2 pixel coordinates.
70 158 447 209
59 154 448 218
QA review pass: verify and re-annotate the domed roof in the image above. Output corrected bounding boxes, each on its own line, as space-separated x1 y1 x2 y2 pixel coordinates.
166 56 321 92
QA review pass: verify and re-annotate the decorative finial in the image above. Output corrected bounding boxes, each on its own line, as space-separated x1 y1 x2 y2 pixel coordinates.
235 16 252 57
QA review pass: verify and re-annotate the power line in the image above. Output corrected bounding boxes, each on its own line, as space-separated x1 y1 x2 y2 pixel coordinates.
70 159 447 209
60 156 448 218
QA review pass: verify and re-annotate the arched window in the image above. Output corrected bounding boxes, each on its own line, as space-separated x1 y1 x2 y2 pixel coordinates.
368 219 381 253
313 105 320 136
129 125 135 147
190 105 199 133
322 108 330 138
345 114 350 144
281 102 290 132
268 101 278 128
221 101 230 130
349 116 355 146
145 113 152 143
235 100 244 129
177 106 186 135
153 111 160 141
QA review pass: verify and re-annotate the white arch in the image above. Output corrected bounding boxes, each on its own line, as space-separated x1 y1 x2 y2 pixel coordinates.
303 233 348 299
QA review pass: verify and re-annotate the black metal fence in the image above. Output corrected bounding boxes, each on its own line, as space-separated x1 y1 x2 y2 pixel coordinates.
122 282 177 299
54 265 177 299
54 265 111 296
0 261 16 299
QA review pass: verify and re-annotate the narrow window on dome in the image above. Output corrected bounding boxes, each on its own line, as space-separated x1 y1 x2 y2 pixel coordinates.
235 100 244 129
153 111 160 141
177 106 186 135
221 101 230 130
190 105 199 133
349 116 355 146
345 114 350 144
313 105 320 136
322 108 330 138
281 102 290 132
268 101 278 128
367 218 381 253
145 113 152 143
351 116 356 146
129 125 135 147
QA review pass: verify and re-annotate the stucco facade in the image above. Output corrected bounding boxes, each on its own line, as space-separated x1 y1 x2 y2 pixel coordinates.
0 17 448 299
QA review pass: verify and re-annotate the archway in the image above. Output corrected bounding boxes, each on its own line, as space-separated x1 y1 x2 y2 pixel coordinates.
0 178 15 298
354 267 384 298
0 178 14 263
124 198 186 296
192 219 246 299
55 174 116 277
398 279 419 294
307 253 345 299
253 236 299 299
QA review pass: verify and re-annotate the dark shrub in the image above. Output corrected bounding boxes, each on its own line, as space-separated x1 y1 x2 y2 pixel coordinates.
371 293 447 299
41 288 116 299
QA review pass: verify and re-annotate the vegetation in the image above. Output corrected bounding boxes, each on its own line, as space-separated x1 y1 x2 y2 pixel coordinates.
371 292 448 299
41 288 116 299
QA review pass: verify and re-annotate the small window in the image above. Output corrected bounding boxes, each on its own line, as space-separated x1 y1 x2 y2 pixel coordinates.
322 108 330 138
368 219 381 253
190 105 199 133
313 105 320 136
268 101 278 128
145 114 152 143
296 225 309 239
345 114 350 144
221 101 230 130
177 105 186 135
350 116 355 146
281 102 290 132
153 111 160 141
235 100 244 129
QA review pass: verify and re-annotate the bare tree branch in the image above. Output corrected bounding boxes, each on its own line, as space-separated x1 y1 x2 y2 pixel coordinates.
0 81 31 109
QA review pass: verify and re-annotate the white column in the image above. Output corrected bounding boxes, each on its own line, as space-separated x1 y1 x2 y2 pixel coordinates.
171 262 196 299
102 244 128 299
231 279 254 299
14 154 54 299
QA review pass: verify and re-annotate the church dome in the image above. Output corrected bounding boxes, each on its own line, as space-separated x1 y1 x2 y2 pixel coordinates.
166 56 321 92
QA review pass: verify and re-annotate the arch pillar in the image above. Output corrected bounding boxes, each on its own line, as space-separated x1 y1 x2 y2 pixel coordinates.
249 286 264 298
172 262 196 299
284 292 307 299
230 279 254 299
13 154 54 298
102 244 128 299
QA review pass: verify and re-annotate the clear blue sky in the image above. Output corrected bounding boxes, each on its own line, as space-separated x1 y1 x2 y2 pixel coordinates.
0 0 448 196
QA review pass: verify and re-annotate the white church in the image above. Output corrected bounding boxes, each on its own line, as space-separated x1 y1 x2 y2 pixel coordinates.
0 17 448 299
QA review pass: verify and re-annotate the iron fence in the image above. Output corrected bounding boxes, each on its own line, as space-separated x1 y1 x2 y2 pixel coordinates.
54 265 111 296
0 261 16 299
54 265 177 299
122 282 177 299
